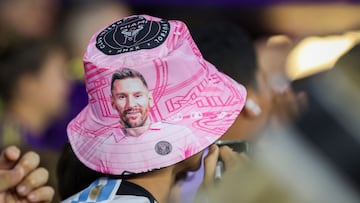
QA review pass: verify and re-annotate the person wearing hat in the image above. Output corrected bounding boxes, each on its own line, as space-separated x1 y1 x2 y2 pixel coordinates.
59 14 247 203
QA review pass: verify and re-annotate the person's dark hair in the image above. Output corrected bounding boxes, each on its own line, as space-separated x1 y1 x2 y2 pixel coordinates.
57 142 104 200
57 142 156 200
0 39 66 104
111 68 148 92
191 20 257 87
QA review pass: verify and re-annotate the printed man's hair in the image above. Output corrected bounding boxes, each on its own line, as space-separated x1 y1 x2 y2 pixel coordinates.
111 68 148 92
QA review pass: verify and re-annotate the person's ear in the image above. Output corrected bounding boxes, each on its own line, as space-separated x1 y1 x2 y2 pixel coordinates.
148 92 154 107
110 94 116 110
243 88 262 119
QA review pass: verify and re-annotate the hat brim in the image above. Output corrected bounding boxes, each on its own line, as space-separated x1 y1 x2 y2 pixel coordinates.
67 65 246 175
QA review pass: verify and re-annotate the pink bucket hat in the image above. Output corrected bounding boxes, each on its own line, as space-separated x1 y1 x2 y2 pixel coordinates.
67 14 246 175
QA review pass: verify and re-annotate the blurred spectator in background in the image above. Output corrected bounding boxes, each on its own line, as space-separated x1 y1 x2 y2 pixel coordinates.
254 35 307 123
0 39 70 202
0 0 61 45
0 1 66 202
193 19 359 203
60 0 133 81
187 20 360 203
0 40 69 150
191 20 306 142
42 1 134 149
0 2 132 202
293 42 360 193
173 20 307 203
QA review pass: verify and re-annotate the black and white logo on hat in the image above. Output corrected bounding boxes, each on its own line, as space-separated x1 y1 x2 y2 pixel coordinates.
96 16 170 55
155 141 172 155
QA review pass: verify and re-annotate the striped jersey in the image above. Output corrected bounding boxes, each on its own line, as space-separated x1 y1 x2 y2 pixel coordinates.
62 177 158 203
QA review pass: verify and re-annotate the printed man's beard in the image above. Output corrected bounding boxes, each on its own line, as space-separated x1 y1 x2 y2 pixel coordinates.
123 115 148 128
121 108 149 128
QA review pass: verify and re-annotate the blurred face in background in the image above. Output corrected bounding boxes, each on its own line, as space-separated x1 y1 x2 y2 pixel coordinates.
25 49 70 119
1 0 59 39
63 0 132 58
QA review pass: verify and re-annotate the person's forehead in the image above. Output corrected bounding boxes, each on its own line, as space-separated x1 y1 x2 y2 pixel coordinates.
113 77 147 91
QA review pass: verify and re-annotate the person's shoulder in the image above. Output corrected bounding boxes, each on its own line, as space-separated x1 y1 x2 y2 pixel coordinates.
61 177 122 203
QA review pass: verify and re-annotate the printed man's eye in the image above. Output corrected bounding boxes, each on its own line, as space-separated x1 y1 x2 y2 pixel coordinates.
135 93 144 98
118 95 126 99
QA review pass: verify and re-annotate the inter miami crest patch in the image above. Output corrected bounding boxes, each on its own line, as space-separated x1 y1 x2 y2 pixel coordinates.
155 141 172 155
96 16 170 55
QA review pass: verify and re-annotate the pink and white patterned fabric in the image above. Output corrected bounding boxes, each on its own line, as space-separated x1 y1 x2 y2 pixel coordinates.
67 14 247 175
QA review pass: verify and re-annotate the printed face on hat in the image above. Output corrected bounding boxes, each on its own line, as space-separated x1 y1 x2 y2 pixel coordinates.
110 68 154 129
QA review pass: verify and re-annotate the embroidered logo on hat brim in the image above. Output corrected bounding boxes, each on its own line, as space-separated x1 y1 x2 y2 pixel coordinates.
155 141 172 155
96 16 170 55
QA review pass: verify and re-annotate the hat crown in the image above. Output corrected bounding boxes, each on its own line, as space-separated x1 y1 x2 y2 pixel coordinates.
82 15 211 125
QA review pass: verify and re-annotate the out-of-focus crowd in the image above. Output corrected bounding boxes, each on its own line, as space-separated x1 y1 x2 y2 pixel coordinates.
0 1 132 202
1 0 360 203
